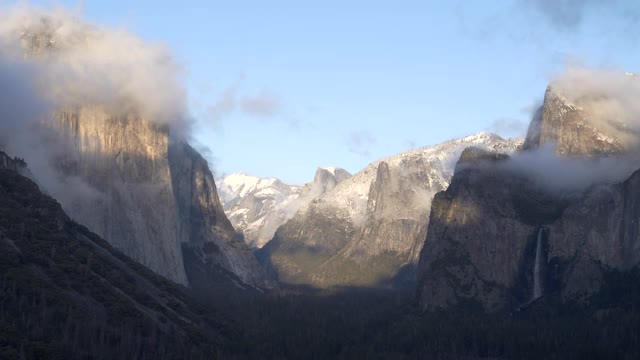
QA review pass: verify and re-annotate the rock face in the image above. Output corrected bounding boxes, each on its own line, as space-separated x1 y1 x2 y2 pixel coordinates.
219 167 351 249
417 80 640 312
43 108 272 290
51 108 189 285
523 86 625 155
0 8 271 291
0 150 27 172
260 133 522 288
548 171 640 301
416 148 568 311
0 155 233 359
169 142 274 291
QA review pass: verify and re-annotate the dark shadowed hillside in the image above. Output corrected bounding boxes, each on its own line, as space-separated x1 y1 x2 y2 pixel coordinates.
0 150 236 359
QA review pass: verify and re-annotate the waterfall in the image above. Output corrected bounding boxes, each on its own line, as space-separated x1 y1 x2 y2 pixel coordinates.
532 227 544 300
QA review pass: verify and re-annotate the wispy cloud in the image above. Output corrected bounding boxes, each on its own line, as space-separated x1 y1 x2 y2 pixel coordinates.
207 86 237 128
0 4 192 137
487 118 527 136
520 0 638 30
240 90 280 117
206 85 282 126
347 131 376 156
526 0 603 29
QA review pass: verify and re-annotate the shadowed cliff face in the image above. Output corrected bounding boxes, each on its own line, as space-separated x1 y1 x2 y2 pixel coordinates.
548 170 640 301
417 149 640 311
0 150 27 172
416 148 570 311
169 142 276 291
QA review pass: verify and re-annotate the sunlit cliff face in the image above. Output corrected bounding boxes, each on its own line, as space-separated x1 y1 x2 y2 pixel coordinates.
0 5 195 284
0 5 190 135
549 67 640 150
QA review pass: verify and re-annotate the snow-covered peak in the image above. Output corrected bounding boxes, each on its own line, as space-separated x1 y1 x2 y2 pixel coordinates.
218 167 348 249
319 166 338 175
219 173 282 199
299 131 523 223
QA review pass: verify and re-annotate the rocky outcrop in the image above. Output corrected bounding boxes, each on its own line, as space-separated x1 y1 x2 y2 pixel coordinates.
260 133 522 288
416 148 569 311
523 87 625 155
298 167 352 200
548 170 640 301
417 79 640 312
0 150 27 172
219 167 351 249
169 142 275 291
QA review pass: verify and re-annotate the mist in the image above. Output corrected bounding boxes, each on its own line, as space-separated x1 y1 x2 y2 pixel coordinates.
549 67 640 148
499 144 640 195
490 65 640 194
0 4 192 211
0 4 190 133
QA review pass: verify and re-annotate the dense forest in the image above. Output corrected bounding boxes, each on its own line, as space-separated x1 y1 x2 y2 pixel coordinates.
197 275 640 360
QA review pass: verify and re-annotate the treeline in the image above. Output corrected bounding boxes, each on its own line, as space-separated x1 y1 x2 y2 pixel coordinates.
203 282 640 360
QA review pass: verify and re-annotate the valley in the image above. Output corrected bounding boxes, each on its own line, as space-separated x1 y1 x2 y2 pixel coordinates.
1 3 640 360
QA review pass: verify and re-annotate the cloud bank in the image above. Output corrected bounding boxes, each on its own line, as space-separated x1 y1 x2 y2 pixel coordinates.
487 118 528 137
502 144 640 194
0 4 190 134
479 66 640 195
0 4 193 208
550 66 640 148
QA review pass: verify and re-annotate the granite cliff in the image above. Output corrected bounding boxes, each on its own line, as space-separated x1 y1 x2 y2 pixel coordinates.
417 74 640 311
47 108 273 290
0 9 272 290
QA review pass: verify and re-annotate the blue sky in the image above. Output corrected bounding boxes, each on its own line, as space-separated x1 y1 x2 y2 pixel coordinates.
11 0 640 183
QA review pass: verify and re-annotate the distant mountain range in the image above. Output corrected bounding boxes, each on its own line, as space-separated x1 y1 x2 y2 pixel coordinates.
221 132 522 288
218 167 351 248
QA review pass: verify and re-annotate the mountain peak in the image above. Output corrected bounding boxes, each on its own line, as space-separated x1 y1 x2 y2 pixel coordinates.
462 131 504 142
523 85 625 155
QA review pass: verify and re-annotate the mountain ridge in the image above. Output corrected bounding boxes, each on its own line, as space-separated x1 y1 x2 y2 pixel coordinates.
0 149 235 359
219 167 351 249
260 131 523 288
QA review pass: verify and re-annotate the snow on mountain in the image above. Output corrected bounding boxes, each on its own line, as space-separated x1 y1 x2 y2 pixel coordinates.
219 168 351 248
309 131 521 225
261 132 524 288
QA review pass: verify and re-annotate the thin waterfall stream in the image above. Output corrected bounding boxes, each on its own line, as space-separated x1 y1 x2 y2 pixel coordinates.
532 227 544 300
